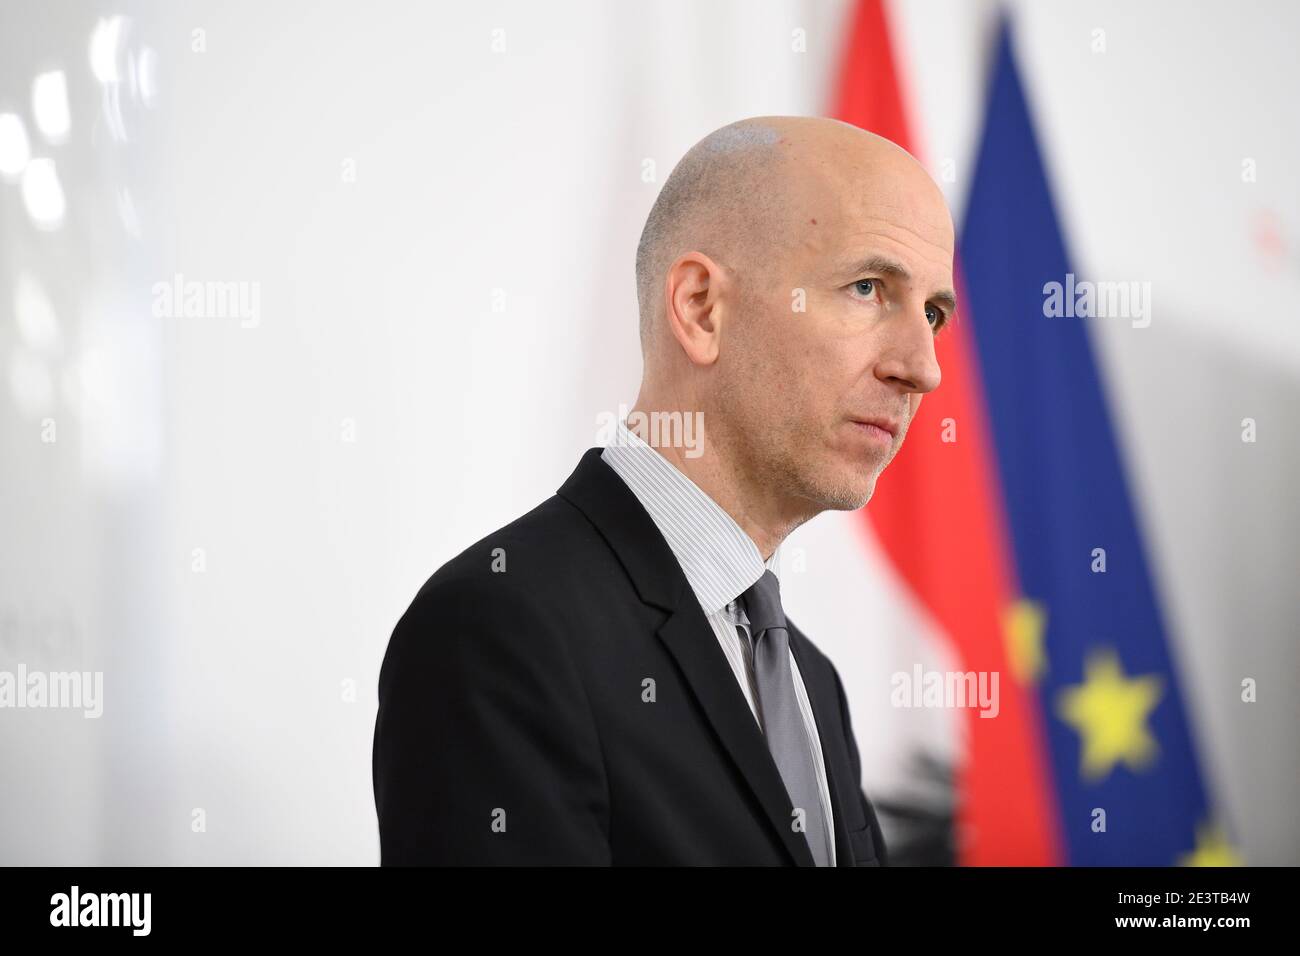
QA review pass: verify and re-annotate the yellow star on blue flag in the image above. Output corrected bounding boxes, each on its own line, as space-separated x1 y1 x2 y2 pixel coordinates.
1055 648 1163 782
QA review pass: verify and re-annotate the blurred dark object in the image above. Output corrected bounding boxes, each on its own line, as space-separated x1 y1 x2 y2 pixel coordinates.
873 752 957 866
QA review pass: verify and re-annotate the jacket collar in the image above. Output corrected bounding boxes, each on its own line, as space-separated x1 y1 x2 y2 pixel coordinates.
598 419 780 614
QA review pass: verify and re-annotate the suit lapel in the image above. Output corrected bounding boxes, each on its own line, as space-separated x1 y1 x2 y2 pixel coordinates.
558 448 816 866
656 603 816 866
788 625 858 867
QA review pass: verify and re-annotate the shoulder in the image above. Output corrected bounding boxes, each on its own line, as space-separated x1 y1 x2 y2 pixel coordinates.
385 491 615 664
378 497 593 715
415 493 602 604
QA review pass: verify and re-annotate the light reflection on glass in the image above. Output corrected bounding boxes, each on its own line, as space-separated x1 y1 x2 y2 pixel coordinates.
0 112 31 179
14 273 60 351
89 16 126 85
21 157 66 229
31 70 70 143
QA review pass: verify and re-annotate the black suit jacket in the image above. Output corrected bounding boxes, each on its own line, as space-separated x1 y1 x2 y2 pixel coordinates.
373 447 888 866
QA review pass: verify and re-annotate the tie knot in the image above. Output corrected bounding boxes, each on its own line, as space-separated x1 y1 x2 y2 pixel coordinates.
740 569 786 638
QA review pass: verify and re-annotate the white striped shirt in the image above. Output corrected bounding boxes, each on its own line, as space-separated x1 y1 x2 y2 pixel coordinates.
600 419 836 865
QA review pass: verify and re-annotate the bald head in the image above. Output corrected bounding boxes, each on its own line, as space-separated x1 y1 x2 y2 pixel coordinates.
634 118 793 347
634 116 950 353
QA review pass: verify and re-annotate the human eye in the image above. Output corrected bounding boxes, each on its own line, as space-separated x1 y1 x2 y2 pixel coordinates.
926 303 949 333
850 278 880 299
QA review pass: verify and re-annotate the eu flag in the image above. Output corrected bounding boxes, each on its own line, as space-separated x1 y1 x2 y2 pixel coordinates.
960 17 1227 865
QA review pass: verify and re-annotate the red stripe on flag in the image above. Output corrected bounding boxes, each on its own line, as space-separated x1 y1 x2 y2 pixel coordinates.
830 0 1062 865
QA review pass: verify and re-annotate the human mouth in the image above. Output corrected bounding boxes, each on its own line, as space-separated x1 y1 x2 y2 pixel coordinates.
848 417 899 445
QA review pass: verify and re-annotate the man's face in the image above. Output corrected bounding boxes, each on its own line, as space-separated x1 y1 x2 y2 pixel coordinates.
712 154 955 511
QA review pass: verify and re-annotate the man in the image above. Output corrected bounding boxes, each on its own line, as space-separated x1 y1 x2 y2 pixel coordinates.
373 115 955 865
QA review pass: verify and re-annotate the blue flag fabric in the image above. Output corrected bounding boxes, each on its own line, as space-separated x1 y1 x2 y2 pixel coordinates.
959 18 1215 865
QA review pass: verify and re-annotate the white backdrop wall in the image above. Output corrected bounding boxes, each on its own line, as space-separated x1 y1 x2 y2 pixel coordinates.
0 0 1296 864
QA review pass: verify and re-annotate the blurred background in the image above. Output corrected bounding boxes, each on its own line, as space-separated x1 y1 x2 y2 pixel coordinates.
1 0 1296 865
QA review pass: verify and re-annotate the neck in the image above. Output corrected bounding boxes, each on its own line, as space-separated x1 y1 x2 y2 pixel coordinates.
626 394 816 561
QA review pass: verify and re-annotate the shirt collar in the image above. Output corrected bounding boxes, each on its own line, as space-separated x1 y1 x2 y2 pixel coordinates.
600 417 780 614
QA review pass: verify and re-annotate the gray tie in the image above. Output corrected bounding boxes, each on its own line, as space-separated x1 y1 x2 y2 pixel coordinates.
740 570 831 866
